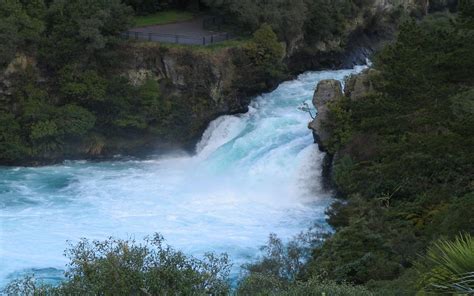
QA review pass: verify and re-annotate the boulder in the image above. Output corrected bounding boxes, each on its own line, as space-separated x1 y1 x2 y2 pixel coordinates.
308 79 344 151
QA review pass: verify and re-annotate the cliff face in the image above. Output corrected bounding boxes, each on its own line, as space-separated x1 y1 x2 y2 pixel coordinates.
126 44 248 122
122 43 281 151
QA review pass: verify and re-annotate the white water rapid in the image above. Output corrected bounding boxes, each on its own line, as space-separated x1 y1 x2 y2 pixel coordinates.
0 65 366 287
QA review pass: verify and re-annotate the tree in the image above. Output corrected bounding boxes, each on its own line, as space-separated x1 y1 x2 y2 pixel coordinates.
245 24 285 81
203 0 307 44
41 0 133 70
304 0 346 45
0 0 45 68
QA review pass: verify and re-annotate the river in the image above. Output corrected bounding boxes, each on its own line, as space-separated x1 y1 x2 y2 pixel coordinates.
0 65 366 287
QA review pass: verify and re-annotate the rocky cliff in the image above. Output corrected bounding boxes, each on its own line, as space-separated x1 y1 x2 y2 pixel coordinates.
308 69 379 188
309 69 378 151
122 43 284 151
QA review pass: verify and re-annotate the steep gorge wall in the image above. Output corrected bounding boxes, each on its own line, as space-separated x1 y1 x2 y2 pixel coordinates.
287 0 430 72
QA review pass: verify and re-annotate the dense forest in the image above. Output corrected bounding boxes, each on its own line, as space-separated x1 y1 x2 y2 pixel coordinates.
1 0 473 295
307 1 474 293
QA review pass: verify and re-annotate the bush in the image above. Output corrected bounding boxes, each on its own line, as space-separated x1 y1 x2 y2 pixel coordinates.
243 24 285 83
4 234 231 295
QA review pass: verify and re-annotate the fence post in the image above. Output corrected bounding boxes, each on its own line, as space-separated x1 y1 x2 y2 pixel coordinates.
203 36 206 45
135 32 138 40
211 35 214 44
226 33 229 40
175 35 179 44
148 33 152 41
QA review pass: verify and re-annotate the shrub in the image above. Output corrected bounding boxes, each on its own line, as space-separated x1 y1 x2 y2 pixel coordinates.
4 234 231 295
244 24 285 83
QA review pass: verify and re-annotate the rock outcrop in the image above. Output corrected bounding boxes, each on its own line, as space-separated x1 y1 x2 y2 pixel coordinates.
344 68 378 101
309 69 379 152
309 79 344 151
308 69 381 189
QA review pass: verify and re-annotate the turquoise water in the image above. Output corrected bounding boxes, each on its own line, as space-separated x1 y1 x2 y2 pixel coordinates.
0 66 365 287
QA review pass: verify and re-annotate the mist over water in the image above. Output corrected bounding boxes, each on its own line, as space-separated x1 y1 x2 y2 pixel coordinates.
0 66 365 287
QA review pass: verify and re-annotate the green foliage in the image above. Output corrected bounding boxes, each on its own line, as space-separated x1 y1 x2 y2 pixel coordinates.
307 6 474 292
124 0 198 15
55 104 96 137
105 78 172 132
124 0 163 15
324 98 354 154
133 9 194 27
3 232 386 295
30 120 59 141
280 278 374 296
0 0 190 163
246 24 285 77
304 0 347 45
236 230 375 296
417 233 474 294
238 277 374 296
203 0 407 49
241 233 311 282
58 66 107 104
0 0 44 68
4 234 231 295
203 0 307 42
40 0 133 70
0 111 28 162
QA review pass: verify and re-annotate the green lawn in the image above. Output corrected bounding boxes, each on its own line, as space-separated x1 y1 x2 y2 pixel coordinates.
133 10 195 27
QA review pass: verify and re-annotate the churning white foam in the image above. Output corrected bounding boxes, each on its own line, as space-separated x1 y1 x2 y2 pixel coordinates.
0 65 366 287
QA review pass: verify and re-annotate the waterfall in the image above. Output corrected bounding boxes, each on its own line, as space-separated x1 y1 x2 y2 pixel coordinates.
0 65 366 287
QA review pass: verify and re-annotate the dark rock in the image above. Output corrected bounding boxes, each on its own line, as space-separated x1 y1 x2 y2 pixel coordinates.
308 79 344 151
